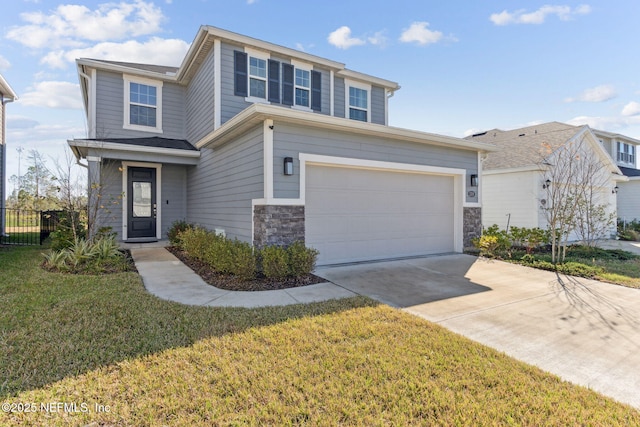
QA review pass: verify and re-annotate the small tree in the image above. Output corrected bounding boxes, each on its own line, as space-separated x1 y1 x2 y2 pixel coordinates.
540 134 615 262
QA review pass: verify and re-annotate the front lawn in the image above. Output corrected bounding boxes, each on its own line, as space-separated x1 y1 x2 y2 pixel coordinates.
1 246 638 426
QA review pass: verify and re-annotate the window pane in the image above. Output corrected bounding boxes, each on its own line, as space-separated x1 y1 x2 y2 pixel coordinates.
349 86 367 109
249 57 266 78
132 182 152 217
349 108 367 122
130 82 156 106
249 78 266 98
295 69 310 88
295 88 309 107
130 105 157 127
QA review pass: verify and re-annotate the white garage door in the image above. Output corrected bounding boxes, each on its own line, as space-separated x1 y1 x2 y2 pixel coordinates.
306 165 455 265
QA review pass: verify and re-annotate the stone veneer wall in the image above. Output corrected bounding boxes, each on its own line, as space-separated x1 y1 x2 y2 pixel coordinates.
253 205 305 248
463 207 482 249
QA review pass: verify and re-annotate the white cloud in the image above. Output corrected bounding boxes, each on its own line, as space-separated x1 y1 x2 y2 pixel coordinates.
41 37 190 69
622 101 640 117
567 115 640 131
327 26 366 49
6 115 40 129
19 81 83 109
6 0 165 49
399 22 443 45
490 4 591 26
565 84 617 103
368 31 388 47
0 55 10 70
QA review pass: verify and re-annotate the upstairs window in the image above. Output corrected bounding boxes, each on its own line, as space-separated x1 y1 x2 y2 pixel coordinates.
124 75 162 133
295 68 310 107
347 83 370 122
249 56 267 98
234 50 321 112
617 141 636 165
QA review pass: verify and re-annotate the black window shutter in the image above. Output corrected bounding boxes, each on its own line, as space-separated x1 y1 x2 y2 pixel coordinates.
311 70 322 111
234 51 248 97
282 63 294 106
268 59 280 103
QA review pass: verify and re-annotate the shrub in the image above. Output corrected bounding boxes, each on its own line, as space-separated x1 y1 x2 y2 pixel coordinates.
261 245 290 280
179 226 215 261
556 262 604 278
227 240 257 281
49 210 86 251
287 241 319 278
42 236 129 274
168 220 194 245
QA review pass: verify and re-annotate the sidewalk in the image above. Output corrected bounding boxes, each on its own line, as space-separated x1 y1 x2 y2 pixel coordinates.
129 247 356 307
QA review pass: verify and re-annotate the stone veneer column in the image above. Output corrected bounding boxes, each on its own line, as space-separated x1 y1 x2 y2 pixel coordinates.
253 205 305 248
463 207 482 249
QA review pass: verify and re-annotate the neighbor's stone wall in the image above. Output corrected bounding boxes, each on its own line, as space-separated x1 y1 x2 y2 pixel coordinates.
253 205 305 248
463 207 482 249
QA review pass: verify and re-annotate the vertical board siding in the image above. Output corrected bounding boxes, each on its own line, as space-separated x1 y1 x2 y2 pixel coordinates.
95 70 186 139
160 164 188 237
333 77 345 118
186 46 216 143
371 86 386 125
272 123 478 201
186 126 264 242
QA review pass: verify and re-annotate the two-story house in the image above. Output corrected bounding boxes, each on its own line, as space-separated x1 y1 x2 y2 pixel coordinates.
591 129 640 223
1 73 18 238
68 25 494 265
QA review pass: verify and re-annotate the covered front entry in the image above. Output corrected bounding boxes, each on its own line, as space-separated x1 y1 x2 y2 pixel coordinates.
127 166 157 240
305 164 456 265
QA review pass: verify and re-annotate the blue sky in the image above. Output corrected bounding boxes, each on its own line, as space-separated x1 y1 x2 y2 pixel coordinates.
1 0 640 187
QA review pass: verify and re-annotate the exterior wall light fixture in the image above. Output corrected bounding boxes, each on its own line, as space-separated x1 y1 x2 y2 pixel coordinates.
284 157 294 176
543 179 551 189
470 174 478 187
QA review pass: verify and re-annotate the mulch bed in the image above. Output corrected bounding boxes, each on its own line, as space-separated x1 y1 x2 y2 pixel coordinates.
166 246 327 291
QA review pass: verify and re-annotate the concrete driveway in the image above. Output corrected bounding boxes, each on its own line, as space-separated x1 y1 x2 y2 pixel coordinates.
315 254 640 410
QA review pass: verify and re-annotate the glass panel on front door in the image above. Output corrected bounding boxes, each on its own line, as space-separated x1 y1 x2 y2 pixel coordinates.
132 181 152 217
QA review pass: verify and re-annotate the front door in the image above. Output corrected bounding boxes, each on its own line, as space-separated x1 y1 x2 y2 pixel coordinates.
127 167 157 239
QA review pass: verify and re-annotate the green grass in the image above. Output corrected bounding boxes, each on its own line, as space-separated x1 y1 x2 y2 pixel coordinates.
0 232 41 245
1 246 639 426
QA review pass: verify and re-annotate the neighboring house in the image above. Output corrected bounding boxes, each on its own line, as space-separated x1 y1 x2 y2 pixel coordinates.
0 74 18 238
467 122 625 238
589 129 640 223
68 26 495 265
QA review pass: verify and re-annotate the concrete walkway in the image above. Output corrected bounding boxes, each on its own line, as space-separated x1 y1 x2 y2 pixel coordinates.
129 247 356 308
316 254 640 410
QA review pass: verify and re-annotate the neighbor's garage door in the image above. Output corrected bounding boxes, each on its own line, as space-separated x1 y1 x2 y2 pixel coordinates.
305 165 455 265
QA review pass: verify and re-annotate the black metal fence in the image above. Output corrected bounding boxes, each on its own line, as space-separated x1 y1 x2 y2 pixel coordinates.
1 208 63 245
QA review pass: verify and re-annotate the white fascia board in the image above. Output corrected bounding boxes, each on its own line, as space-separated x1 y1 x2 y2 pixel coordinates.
204 26 345 70
68 139 200 159
76 59 178 83
0 74 18 100
337 69 400 92
483 165 546 175
576 126 625 176
196 103 498 153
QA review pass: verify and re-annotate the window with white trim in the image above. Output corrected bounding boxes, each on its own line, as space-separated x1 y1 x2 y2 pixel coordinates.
617 141 636 165
295 68 310 107
345 80 371 122
249 56 267 99
124 75 162 133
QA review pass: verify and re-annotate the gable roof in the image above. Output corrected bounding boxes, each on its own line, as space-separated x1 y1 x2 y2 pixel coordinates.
467 121 625 179
468 122 584 170
76 25 400 92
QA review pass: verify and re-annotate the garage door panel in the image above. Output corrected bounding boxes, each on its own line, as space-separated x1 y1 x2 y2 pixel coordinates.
306 165 455 265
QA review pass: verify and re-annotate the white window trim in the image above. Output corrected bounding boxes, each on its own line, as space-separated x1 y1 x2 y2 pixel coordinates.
291 59 312 112
123 74 163 134
345 79 371 123
616 141 636 166
244 47 270 104
121 161 162 240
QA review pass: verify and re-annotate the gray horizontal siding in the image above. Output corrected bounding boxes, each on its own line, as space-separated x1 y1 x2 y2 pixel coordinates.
371 86 385 125
186 126 264 242
95 70 186 139
160 164 188 238
186 45 216 143
273 123 479 203
89 159 123 240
